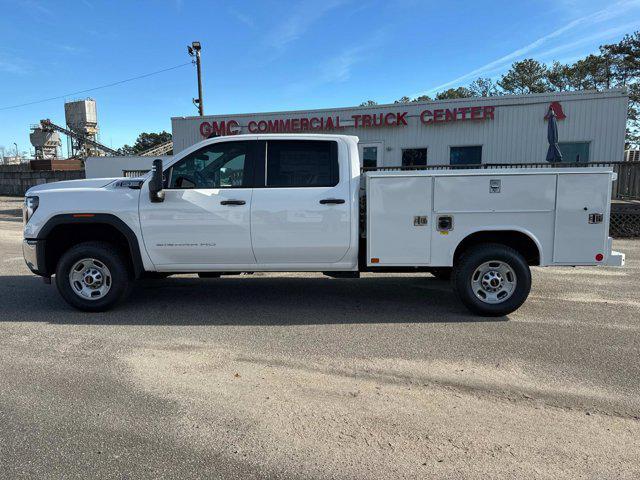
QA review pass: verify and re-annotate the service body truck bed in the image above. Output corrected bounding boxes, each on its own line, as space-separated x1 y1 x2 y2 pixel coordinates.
366 168 624 268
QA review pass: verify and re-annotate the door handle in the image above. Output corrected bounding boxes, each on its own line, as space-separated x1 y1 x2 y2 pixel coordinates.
319 198 345 205
220 200 246 206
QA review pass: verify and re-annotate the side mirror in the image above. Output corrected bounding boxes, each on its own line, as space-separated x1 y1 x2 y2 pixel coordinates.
149 158 165 203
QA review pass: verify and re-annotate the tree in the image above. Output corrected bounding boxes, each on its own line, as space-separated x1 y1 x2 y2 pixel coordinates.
601 32 640 147
117 131 172 156
468 77 498 97
359 100 378 107
546 62 572 92
567 54 613 90
498 59 549 94
389 95 432 104
601 33 639 87
435 87 474 100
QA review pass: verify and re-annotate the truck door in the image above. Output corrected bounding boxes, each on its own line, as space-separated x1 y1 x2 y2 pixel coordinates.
250 139 351 264
139 140 258 267
554 173 610 263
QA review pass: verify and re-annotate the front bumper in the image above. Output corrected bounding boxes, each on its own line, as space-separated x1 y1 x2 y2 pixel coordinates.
22 239 47 276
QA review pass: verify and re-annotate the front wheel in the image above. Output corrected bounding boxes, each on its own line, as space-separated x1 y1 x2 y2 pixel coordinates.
55 241 132 312
453 243 531 317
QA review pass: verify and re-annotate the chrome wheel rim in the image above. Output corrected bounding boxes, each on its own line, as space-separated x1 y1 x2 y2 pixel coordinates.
68 258 112 301
471 260 517 304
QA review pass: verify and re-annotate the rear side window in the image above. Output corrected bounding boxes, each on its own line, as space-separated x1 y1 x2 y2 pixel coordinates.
266 140 338 187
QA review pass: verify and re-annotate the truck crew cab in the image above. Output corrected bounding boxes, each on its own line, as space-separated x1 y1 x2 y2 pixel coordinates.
22 134 624 316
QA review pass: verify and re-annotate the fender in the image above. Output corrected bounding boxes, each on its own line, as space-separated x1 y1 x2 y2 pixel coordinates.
34 213 145 278
452 227 545 265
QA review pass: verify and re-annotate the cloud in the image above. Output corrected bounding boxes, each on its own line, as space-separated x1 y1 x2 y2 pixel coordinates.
415 0 640 96
21 0 53 16
52 43 86 54
535 21 640 62
228 6 255 28
321 46 365 83
0 53 28 74
285 30 385 96
265 0 348 52
0 61 26 74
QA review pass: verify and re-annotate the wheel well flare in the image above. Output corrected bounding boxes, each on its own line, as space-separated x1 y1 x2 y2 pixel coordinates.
37 215 143 277
454 231 541 266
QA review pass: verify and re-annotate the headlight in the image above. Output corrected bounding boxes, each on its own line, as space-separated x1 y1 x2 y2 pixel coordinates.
23 196 39 224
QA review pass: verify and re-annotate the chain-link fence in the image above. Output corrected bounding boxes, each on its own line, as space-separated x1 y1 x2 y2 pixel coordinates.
611 203 640 238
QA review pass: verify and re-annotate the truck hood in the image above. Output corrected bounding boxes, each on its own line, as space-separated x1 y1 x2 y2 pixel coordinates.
26 178 120 195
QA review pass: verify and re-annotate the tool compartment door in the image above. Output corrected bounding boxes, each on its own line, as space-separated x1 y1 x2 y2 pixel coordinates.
367 176 432 265
554 173 610 263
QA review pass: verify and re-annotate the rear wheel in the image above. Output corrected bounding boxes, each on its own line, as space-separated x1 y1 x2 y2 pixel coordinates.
453 243 531 316
55 241 131 312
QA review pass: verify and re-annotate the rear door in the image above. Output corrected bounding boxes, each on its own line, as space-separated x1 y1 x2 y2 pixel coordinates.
554 173 610 263
250 139 351 264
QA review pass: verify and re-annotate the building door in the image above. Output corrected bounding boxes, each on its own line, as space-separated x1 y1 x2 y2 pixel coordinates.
358 142 383 169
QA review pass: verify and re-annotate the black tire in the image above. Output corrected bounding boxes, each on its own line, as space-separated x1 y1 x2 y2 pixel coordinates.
55 241 132 312
198 272 221 278
453 243 531 317
430 267 452 281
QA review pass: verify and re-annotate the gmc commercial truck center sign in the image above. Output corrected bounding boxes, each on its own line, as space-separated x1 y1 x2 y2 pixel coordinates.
199 105 497 137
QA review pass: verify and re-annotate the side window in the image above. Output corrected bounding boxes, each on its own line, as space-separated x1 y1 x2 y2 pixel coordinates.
559 142 590 163
402 148 427 167
267 140 338 187
450 146 482 165
168 141 253 189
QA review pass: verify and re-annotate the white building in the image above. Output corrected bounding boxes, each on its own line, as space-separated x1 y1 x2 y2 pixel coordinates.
172 89 628 168
85 89 628 178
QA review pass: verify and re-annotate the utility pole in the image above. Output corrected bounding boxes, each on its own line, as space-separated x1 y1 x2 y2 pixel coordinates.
187 41 204 116
13 142 18 161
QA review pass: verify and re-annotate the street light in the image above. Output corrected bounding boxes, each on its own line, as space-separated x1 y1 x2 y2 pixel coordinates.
187 41 204 116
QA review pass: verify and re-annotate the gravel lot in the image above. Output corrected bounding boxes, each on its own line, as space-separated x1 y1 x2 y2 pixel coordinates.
0 195 639 479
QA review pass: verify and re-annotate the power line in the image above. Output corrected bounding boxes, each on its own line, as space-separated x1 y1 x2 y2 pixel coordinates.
0 62 193 111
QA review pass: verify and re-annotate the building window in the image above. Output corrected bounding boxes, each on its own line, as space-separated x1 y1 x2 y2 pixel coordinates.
559 142 590 163
266 140 338 187
362 146 378 169
402 148 427 167
450 146 482 165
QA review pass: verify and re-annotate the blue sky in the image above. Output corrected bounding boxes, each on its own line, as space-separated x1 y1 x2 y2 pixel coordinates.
0 0 639 156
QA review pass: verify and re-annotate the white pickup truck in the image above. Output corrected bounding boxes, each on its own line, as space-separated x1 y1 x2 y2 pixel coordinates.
22 134 624 316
